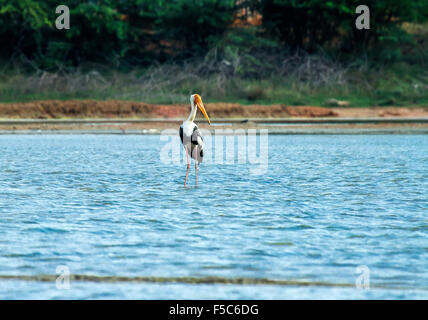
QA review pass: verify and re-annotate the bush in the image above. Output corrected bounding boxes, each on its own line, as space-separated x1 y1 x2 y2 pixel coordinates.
0 0 237 68
0 0 427 69
160 0 236 54
258 0 428 54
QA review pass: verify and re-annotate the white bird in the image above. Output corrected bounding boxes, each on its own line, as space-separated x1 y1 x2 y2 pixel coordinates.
179 94 211 187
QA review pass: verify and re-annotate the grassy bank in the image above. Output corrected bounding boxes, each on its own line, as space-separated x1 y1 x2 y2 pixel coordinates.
1 50 427 107
1 3 427 108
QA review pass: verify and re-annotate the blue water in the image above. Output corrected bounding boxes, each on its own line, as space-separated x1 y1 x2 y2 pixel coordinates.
0 134 427 299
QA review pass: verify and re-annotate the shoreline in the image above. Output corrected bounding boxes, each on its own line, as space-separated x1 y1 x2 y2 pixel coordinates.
0 118 427 135
1 117 428 124
1 101 427 134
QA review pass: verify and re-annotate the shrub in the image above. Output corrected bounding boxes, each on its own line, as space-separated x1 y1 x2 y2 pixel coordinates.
258 0 428 55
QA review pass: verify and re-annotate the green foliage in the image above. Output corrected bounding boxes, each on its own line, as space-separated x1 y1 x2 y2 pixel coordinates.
65 1 129 65
0 0 427 69
160 0 235 53
0 0 237 68
0 0 51 65
258 0 428 55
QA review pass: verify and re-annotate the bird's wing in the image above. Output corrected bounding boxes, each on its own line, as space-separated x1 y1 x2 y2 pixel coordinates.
179 125 184 144
191 125 203 146
191 125 204 163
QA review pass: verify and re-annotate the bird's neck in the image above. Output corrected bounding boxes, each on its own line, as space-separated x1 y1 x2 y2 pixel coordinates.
187 104 197 122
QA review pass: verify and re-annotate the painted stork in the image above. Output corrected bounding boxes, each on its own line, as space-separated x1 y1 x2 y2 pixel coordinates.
179 94 211 187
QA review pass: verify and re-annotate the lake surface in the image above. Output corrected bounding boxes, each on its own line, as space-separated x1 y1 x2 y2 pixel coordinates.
0 134 427 299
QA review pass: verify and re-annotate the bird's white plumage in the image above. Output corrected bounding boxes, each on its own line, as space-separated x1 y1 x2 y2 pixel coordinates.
181 120 196 139
179 94 210 186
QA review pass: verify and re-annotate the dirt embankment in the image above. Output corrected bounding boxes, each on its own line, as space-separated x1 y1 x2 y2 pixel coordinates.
0 100 337 119
0 100 426 119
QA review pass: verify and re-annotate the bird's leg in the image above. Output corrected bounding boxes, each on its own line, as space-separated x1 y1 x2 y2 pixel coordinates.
184 147 190 187
194 146 198 187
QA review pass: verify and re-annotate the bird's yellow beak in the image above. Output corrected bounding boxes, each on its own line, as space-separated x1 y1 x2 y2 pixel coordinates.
195 95 211 125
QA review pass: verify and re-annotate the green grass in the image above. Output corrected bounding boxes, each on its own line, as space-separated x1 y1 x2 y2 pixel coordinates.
0 60 427 107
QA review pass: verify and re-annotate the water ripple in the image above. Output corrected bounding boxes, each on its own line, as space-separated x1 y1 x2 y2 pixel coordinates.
0 134 427 299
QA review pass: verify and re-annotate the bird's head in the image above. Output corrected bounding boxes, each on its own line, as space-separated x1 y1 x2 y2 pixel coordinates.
191 94 211 125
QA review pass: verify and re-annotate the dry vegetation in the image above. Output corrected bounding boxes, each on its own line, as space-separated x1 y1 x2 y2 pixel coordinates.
1 47 427 107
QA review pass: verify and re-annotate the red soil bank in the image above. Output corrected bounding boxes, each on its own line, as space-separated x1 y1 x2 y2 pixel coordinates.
0 100 426 119
0 100 338 119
